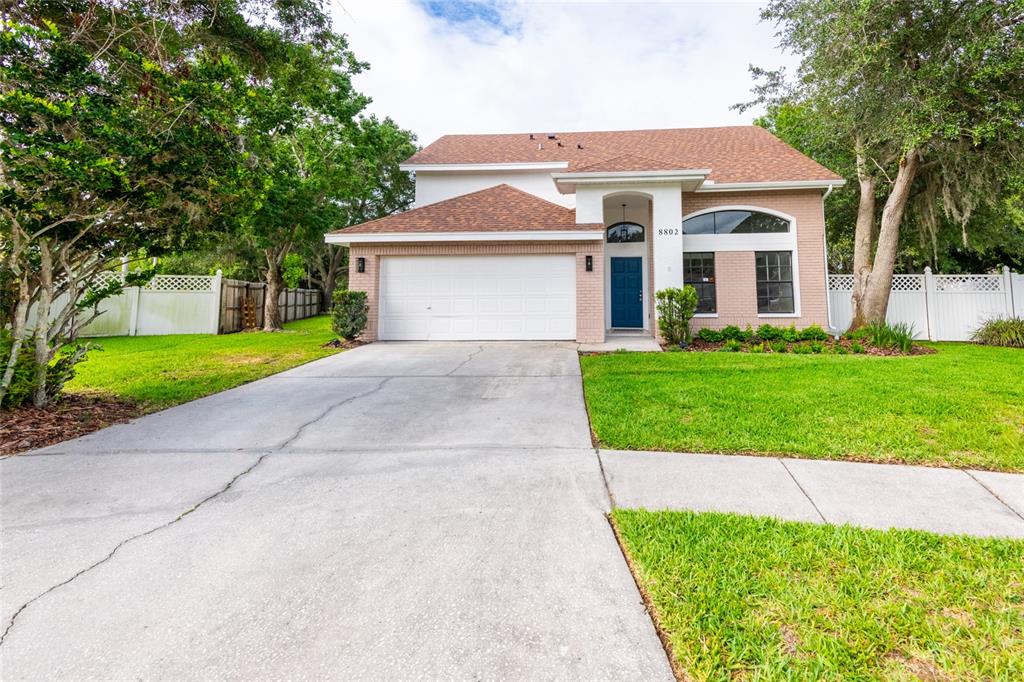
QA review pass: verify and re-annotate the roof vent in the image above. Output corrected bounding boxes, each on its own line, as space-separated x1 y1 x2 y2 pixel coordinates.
538 143 544 150
529 133 535 140
547 133 557 140
576 143 583 149
557 141 564 147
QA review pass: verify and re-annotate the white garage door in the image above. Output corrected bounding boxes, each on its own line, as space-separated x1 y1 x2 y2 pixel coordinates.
378 255 576 340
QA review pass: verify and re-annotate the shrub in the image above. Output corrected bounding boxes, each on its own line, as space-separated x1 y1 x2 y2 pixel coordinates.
756 324 783 341
792 342 812 354
860 321 915 353
721 339 742 352
851 342 866 354
799 324 830 342
770 340 788 353
331 289 369 341
655 286 699 346
810 341 825 353
833 344 848 355
781 324 800 343
0 331 37 409
0 331 93 409
721 325 744 342
697 327 724 343
749 342 765 353
971 317 1024 348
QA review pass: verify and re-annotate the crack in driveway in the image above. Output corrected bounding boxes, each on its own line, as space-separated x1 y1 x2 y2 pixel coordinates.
445 345 486 376
0 451 268 647
0 377 396 648
276 377 392 450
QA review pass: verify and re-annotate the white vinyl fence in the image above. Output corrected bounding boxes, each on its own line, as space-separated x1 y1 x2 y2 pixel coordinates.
829 266 1022 341
29 270 322 337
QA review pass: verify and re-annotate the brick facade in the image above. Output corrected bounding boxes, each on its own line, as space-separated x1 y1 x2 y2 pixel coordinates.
680 190 829 332
348 241 605 343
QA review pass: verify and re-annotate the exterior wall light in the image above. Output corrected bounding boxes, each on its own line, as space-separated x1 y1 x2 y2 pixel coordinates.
586 255 593 272
357 257 366 273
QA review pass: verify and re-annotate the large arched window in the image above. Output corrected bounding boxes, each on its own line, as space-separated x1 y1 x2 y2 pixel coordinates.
682 210 790 235
606 222 645 243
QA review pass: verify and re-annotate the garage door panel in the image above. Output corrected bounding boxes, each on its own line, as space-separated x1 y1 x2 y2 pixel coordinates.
379 255 577 340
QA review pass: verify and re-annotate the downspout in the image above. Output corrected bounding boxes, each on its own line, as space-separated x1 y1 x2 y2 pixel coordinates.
822 184 835 333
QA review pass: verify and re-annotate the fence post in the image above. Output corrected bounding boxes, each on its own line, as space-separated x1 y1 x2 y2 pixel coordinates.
1014 273 1024 317
210 269 223 334
923 266 937 341
1002 266 1014 318
127 285 141 336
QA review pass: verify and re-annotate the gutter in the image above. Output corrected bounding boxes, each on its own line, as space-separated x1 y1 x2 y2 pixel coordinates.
822 184 836 333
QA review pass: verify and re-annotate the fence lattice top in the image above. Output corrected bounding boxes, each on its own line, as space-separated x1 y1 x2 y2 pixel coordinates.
891 275 924 292
91 272 218 292
828 275 854 291
934 274 1003 293
144 275 217 292
829 273 1003 293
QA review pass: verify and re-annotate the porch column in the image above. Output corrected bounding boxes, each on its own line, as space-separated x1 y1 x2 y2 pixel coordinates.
651 184 684 294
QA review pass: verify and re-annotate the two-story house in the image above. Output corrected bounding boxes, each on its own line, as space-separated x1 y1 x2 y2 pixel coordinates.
325 126 844 343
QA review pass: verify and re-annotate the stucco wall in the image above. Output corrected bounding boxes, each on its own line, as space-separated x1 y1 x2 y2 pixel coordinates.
680 189 829 331
413 171 572 208
348 241 605 343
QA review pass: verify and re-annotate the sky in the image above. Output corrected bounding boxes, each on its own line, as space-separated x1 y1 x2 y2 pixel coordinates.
329 1 799 146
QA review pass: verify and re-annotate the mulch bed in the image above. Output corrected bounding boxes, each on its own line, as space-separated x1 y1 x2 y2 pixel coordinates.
322 338 368 349
666 338 936 356
0 394 145 456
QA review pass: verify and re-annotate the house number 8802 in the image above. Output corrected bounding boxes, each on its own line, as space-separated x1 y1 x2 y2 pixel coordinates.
657 228 679 236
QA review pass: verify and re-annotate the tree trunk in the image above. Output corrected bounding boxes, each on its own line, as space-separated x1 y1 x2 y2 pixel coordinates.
849 147 877 329
0 270 30 407
32 239 54 407
263 248 284 331
853 150 921 326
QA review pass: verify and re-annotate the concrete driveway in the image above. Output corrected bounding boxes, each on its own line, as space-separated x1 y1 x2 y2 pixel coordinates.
1 343 672 680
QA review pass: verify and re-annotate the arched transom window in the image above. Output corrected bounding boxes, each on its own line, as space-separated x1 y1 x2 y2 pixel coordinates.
606 222 645 243
682 210 790 235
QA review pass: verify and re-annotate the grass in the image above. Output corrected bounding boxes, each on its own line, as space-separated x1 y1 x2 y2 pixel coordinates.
66 315 340 409
581 343 1024 471
613 509 1024 681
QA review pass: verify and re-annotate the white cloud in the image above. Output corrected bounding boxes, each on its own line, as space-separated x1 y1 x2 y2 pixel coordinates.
331 1 799 145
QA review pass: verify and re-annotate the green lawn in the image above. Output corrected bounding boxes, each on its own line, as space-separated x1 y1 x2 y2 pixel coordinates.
613 509 1024 681
67 315 340 408
581 343 1024 471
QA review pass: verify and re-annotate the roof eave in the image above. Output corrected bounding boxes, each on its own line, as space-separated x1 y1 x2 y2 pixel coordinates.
324 229 604 245
399 161 570 173
695 179 846 192
552 169 712 194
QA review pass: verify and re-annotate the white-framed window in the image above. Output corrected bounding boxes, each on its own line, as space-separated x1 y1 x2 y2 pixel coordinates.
755 251 795 314
682 210 790 235
683 252 716 314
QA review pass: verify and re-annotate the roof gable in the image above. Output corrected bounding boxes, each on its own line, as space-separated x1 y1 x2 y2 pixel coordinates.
404 126 842 184
333 184 601 234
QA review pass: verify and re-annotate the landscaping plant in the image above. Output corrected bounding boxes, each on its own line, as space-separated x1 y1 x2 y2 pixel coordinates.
655 286 699 346
851 321 916 353
331 290 369 341
971 317 1024 348
697 328 724 343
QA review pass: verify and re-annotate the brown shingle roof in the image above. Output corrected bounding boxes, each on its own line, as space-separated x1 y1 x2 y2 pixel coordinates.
405 126 842 183
574 153 686 173
332 184 601 234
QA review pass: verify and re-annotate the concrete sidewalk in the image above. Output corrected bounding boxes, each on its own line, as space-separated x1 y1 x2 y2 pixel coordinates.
600 449 1024 538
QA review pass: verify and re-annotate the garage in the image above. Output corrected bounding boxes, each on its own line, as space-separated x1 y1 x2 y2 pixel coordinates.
378 255 577 340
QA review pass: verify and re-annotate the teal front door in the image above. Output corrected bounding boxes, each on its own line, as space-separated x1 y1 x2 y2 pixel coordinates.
610 257 643 328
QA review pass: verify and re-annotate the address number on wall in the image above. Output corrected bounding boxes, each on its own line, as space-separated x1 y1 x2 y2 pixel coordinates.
657 228 680 236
